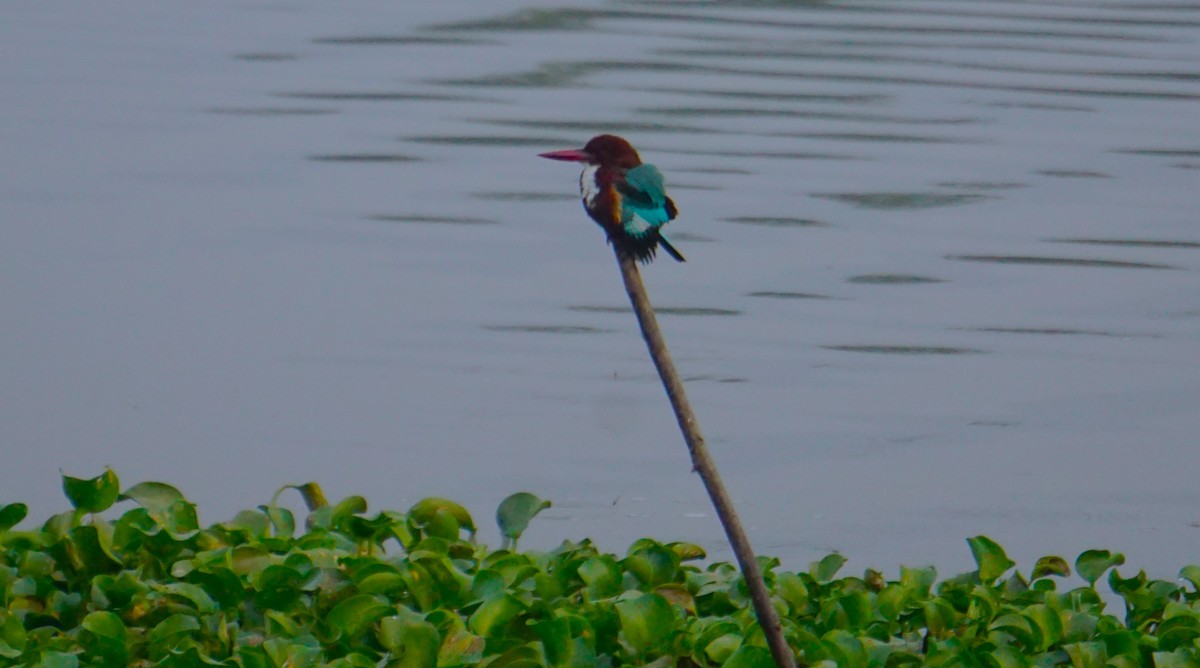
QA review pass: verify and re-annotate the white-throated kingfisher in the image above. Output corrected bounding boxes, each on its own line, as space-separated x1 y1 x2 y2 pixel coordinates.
539 135 685 263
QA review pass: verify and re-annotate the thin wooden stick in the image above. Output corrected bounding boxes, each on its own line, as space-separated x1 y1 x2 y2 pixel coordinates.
614 248 796 668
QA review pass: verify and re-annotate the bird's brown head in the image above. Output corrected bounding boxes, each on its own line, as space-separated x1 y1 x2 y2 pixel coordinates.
538 134 642 169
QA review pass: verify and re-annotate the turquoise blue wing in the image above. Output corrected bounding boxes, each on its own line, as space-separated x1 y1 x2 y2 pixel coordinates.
618 164 675 237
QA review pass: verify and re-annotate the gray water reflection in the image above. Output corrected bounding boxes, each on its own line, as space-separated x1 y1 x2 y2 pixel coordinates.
3 0 1198 581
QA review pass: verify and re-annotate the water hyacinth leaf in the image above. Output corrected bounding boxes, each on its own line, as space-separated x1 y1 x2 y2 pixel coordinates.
439 626 486 666
921 598 959 639
1032 556 1071 580
1150 650 1199 668
0 503 27 532
624 542 680 588
987 644 1032 668
469 592 525 637
1076 550 1124 586
411 497 477 537
1063 641 1106 668
263 637 322 668
0 614 27 657
378 613 440 668
34 651 81 668
968 536 1016 583
271 482 329 512
811 553 848 582
159 582 218 613
62 468 120 513
120 481 183 515
326 594 392 640
578 555 623 598
704 632 742 663
822 630 868 668
496 492 550 548
485 646 543 668
148 613 201 649
259 504 296 539
656 583 696 615
990 613 1036 648
226 509 271 537
722 645 775 668
1154 615 1200 651
530 616 572 667
66 524 122 575
615 592 676 653
774 572 811 613
1023 604 1063 651
668 541 706 561
900 565 937 596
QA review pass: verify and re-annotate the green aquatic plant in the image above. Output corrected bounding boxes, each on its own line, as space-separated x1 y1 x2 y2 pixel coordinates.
0 469 1197 668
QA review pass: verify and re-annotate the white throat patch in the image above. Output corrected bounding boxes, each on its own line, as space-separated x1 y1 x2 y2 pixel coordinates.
579 164 601 208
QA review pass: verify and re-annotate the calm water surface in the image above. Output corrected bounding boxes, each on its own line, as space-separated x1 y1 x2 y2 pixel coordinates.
3 1 1198 579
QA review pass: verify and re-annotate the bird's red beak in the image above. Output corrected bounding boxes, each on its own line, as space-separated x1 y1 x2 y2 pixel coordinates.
538 148 593 163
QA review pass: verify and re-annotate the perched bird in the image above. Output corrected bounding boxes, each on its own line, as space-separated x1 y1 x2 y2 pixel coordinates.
539 135 685 263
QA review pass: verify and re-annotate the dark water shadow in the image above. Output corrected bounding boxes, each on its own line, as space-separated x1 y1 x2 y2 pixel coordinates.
1044 238 1200 249
724 216 828 228
308 154 421 163
847 274 945 285
367 215 497 226
815 192 990 209
567 305 741 317
946 255 1178 270
484 324 612 334
747 291 834 300
822 344 985 355
958 326 1162 339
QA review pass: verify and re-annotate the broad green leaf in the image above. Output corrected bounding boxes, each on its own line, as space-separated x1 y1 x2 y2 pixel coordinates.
65 524 122 575
1151 649 1200 668
326 594 391 640
530 616 573 667
263 637 321 668
0 503 27 532
704 633 743 664
668 541 706 561
62 468 120 513
496 492 550 547
623 541 680 588
822 630 868 668
438 626 486 667
1031 556 1070 580
987 644 1031 668
148 613 201 649
469 592 525 637
1179 565 1200 591
378 613 440 668
158 582 217 613
899 565 937 597
1076 550 1124 586
32 651 80 668
80 609 129 662
721 645 775 668
578 555 623 598
120 481 184 514
1063 641 1106 668
921 598 959 639
1023 604 1063 652
811 553 848 582
0 613 27 658
968 536 1016 583
411 497 476 536
487 646 543 668
615 592 675 654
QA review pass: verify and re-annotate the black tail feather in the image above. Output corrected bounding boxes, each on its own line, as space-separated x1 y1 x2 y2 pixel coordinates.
657 234 686 263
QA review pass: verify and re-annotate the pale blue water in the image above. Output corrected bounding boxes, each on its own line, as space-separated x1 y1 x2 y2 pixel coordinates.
2 1 1198 581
